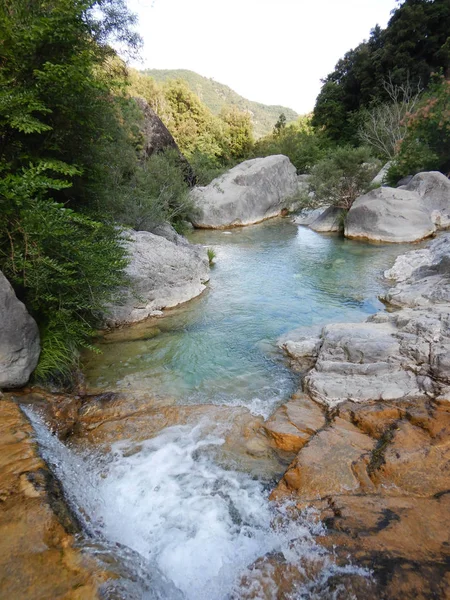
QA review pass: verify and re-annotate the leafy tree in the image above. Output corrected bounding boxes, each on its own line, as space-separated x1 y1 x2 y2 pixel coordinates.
253 115 331 173
0 0 140 383
308 147 380 210
273 113 287 136
313 0 450 141
387 76 450 183
219 106 254 160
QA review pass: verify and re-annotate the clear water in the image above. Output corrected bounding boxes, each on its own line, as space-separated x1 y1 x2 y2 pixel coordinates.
30 221 411 598
84 219 412 416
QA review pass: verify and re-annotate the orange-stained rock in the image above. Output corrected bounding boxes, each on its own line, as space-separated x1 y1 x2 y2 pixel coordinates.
237 553 379 600
0 399 111 599
370 420 450 496
69 393 287 480
338 399 404 438
262 394 325 454
271 418 375 501
297 494 450 600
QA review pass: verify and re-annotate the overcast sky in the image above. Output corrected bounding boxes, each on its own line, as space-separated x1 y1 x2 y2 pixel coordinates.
126 0 398 114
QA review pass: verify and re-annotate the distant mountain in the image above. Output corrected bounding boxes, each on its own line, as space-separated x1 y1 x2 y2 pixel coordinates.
142 69 298 139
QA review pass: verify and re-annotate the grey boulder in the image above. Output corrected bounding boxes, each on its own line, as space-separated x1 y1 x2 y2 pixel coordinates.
190 155 298 229
0 272 40 388
345 187 435 242
309 206 345 232
106 231 210 326
404 171 450 229
293 207 327 226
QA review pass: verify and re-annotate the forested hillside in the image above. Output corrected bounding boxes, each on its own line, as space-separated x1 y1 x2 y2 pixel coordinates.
312 0 450 143
143 69 298 138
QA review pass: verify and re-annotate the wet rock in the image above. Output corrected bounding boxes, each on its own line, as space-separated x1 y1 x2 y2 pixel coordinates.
369 420 450 496
338 400 404 439
105 230 210 326
71 394 285 480
271 418 375 501
345 187 435 242
190 155 298 229
0 271 40 389
262 394 325 454
309 206 345 233
0 399 110 599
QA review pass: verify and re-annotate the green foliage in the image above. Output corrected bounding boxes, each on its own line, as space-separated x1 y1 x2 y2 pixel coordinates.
313 0 450 141
143 68 298 139
0 0 140 383
219 106 254 161
253 116 332 173
387 77 450 184
207 248 216 265
273 113 287 136
0 165 128 383
127 71 255 184
113 148 198 231
308 147 380 209
189 151 228 186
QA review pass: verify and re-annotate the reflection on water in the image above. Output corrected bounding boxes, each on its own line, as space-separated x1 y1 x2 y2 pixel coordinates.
83 220 414 415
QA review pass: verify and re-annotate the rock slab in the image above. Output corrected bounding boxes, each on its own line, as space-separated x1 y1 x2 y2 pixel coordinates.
106 230 210 326
191 155 298 229
0 272 40 388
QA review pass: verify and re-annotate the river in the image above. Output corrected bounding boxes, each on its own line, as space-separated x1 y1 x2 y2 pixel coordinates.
27 220 413 599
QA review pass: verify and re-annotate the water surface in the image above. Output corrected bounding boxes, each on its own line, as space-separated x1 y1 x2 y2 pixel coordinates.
84 219 412 416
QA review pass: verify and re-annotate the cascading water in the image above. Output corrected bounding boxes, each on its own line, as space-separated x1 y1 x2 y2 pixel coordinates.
25 409 370 599
24 221 414 598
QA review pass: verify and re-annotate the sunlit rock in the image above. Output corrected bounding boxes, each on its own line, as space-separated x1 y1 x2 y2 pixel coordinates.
105 230 210 327
345 187 435 243
190 155 298 228
404 171 450 229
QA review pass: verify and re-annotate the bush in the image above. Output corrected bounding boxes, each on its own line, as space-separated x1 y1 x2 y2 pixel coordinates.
0 165 128 384
102 148 198 231
308 147 380 209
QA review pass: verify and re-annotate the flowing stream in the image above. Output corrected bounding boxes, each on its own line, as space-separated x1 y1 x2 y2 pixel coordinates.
27 220 414 599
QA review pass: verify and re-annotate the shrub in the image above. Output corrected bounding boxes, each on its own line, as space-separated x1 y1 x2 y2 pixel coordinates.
0 164 128 384
308 147 380 209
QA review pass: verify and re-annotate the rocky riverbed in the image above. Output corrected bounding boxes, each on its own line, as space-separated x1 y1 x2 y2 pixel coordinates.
1 227 449 599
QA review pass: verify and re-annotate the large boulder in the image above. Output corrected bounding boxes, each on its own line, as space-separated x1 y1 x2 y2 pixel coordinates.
106 231 210 327
0 272 40 388
309 206 345 232
190 155 298 229
345 187 435 242
404 171 450 229
134 97 195 186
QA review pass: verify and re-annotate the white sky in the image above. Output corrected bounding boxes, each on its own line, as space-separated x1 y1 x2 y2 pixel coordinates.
126 0 399 114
